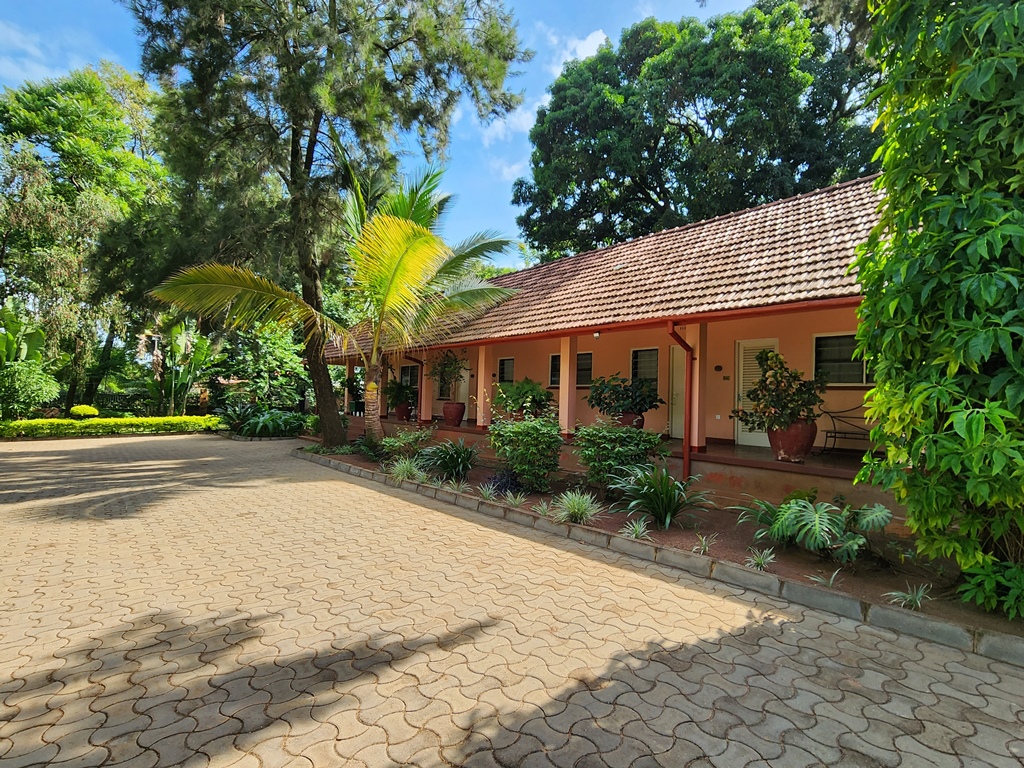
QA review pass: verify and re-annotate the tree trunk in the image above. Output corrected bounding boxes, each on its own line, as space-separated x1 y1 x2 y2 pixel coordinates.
63 336 86 414
297 237 346 447
363 363 383 440
82 318 117 406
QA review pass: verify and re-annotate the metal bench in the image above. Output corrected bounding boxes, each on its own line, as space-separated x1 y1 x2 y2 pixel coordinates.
818 405 872 454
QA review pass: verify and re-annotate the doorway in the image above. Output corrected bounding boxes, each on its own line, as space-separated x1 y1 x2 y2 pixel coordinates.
735 338 778 447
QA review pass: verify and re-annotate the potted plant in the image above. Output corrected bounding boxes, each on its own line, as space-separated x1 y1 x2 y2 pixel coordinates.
493 377 554 419
731 350 828 462
586 373 665 428
382 379 416 421
429 349 469 427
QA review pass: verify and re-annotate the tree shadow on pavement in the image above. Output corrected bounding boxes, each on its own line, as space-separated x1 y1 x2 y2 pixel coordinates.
0 436 312 521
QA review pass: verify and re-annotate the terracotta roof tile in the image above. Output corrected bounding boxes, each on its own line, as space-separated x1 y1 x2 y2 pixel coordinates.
326 175 881 359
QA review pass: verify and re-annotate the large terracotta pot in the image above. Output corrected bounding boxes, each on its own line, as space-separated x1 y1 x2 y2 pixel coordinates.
618 412 645 428
393 403 413 422
767 421 817 463
442 401 466 427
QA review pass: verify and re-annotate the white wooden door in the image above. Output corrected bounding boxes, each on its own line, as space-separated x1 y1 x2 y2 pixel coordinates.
669 345 687 439
735 339 778 447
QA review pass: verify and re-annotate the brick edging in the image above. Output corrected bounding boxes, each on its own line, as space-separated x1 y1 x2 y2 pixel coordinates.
291 448 1024 669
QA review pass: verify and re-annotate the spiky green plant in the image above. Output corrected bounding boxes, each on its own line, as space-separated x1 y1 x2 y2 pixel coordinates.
807 568 844 589
744 547 776 572
387 456 427 484
619 518 653 541
884 583 932 611
532 500 552 517
445 478 471 494
477 482 498 501
550 490 604 525
503 491 528 508
609 465 711 530
691 531 717 555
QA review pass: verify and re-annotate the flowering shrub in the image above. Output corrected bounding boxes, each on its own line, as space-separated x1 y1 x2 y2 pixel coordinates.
731 350 827 432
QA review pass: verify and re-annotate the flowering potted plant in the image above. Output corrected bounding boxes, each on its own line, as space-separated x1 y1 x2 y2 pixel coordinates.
731 350 828 462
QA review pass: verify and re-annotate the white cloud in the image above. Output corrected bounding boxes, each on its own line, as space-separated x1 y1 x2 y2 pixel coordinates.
488 156 528 182
479 94 550 147
0 20 118 89
547 29 608 77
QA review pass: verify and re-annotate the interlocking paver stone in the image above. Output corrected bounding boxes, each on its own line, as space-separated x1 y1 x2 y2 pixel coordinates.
2 434 1024 767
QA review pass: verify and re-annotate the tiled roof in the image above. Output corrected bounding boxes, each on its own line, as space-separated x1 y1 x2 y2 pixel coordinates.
326 175 881 358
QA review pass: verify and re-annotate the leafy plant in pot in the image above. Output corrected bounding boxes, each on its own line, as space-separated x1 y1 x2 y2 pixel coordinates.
586 373 665 428
382 379 416 421
493 377 554 419
731 350 828 462
429 350 469 427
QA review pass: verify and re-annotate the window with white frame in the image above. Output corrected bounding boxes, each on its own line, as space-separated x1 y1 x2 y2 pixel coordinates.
498 358 515 383
814 334 871 385
631 349 658 383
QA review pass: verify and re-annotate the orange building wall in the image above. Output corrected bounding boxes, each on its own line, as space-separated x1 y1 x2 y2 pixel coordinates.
703 306 867 445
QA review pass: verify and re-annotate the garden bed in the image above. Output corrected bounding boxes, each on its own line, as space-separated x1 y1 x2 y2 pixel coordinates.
299 446 1024 649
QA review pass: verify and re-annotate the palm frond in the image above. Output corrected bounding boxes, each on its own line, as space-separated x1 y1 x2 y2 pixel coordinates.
376 167 445 226
151 264 352 348
432 232 514 286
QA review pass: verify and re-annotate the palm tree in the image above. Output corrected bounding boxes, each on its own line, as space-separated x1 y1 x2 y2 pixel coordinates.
152 169 514 445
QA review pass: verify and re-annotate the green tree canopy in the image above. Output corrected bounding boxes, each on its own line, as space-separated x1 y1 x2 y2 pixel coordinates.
0 64 165 408
513 1 880 259
127 0 529 446
855 0 1024 615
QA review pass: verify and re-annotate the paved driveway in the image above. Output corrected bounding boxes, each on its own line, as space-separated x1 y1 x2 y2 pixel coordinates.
1 435 1023 768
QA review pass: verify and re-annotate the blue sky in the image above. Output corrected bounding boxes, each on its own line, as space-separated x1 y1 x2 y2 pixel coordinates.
0 0 749 268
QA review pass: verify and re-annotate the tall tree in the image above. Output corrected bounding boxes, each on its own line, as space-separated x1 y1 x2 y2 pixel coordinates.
854 1 1024 617
0 64 165 406
127 0 529 447
513 1 881 259
152 169 514 442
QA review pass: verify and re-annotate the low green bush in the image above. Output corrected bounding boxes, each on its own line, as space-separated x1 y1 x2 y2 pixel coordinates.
419 438 479 482
959 562 1024 620
573 421 669 488
0 415 223 438
609 465 710 530
380 428 434 460
734 496 893 564
69 405 100 419
488 416 563 492
237 409 306 437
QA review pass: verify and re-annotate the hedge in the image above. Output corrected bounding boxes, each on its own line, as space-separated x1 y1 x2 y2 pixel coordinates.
0 415 224 439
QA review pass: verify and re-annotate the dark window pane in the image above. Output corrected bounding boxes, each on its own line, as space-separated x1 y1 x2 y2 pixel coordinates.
549 355 560 386
631 349 658 383
814 335 864 384
576 352 593 386
498 358 515 383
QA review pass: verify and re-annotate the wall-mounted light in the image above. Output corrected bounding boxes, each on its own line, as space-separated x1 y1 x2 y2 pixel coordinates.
714 365 723 372
593 331 601 339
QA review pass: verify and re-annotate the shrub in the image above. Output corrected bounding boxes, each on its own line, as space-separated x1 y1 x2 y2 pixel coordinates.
305 414 320 434
419 438 478 482
380 427 433 460
353 434 385 462
488 415 563 492
573 421 669 488
484 468 526 495
750 498 892 564
586 374 664 418
0 360 60 420
493 377 553 416
856 0 1024 608
69 405 100 419
959 562 1024 620
550 490 603 524
238 409 306 437
730 350 826 432
609 465 710 530
218 403 260 432
386 456 427 484
0 416 223 438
